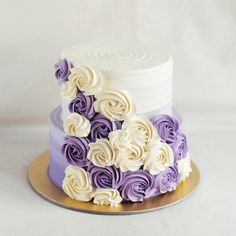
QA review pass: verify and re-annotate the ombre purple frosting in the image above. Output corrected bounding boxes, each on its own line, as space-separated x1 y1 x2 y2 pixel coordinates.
120 170 156 202
155 166 180 194
88 164 125 189
69 92 95 120
55 58 72 84
61 136 89 167
90 114 121 142
151 114 180 144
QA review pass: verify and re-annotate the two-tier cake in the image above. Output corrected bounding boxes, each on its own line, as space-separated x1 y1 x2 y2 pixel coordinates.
48 42 191 207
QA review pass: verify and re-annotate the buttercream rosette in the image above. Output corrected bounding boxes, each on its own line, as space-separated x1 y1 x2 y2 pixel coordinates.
55 58 73 84
91 189 123 207
61 136 90 167
62 165 94 201
69 92 96 120
68 65 104 96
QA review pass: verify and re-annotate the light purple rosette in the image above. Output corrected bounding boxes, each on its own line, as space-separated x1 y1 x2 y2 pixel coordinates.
120 170 156 202
155 166 180 194
171 133 188 161
54 58 72 84
90 114 121 142
150 114 180 144
88 164 125 189
61 136 89 167
69 92 95 120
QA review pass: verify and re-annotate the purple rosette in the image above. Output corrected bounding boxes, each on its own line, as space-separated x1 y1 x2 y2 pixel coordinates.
69 92 95 120
61 136 89 167
90 114 121 142
88 164 125 189
155 166 180 194
171 133 188 161
151 114 180 144
120 170 156 202
54 58 72 84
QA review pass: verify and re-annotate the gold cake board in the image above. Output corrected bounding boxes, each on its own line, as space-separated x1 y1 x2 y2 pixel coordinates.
28 150 200 215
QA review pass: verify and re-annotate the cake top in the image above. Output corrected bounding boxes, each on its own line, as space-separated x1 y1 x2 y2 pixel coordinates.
61 41 172 72
57 41 173 115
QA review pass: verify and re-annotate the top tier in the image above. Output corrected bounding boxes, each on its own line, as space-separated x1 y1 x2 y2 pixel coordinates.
59 42 173 116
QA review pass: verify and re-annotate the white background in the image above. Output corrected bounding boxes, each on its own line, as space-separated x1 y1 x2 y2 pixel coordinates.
0 0 236 235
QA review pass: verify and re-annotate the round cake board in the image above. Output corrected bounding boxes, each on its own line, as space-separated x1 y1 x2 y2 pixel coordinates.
28 150 200 215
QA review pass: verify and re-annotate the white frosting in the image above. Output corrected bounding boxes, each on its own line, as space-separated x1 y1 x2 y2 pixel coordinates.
122 116 159 148
63 113 91 137
177 154 192 181
60 41 173 119
94 89 136 121
87 139 116 167
91 189 122 207
60 81 77 100
109 130 145 172
68 65 103 95
143 140 174 175
62 165 94 201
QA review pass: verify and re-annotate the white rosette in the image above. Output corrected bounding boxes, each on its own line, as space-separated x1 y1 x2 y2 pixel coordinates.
143 140 174 175
109 129 146 172
177 153 192 181
122 116 159 148
91 189 123 207
60 80 77 100
62 165 94 201
63 113 91 138
94 89 136 121
68 65 103 96
87 139 116 167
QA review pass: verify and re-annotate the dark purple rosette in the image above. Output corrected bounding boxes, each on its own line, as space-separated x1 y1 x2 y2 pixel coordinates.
120 170 156 202
155 166 180 194
171 133 188 161
88 164 125 189
90 114 121 142
61 136 89 167
54 58 73 84
150 114 180 144
69 92 95 120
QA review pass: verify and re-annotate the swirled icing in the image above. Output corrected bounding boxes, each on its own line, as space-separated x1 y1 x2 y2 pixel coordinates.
60 41 173 118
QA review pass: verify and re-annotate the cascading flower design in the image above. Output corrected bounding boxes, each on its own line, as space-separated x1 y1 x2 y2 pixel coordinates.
55 58 191 206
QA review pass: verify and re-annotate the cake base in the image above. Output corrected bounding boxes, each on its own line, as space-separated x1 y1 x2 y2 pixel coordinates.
28 150 200 215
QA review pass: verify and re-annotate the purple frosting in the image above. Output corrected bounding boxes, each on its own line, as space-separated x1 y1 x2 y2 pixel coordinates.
120 170 156 202
69 92 95 120
151 114 180 144
155 166 180 194
90 114 121 142
61 136 89 167
171 133 188 161
88 164 125 189
54 58 72 84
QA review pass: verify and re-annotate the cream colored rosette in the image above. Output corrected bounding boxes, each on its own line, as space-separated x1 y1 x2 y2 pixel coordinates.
63 113 91 137
62 165 94 201
94 90 136 121
87 139 116 167
177 153 192 181
143 140 174 175
60 80 77 100
91 189 122 207
68 65 103 96
122 116 159 148
109 129 146 172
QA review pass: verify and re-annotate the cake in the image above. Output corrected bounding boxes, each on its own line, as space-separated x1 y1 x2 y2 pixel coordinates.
48 42 191 207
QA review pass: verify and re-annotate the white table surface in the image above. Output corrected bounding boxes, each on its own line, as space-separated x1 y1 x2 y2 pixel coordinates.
0 124 235 236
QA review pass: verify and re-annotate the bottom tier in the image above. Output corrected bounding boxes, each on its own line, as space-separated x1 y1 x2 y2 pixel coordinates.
48 106 191 206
